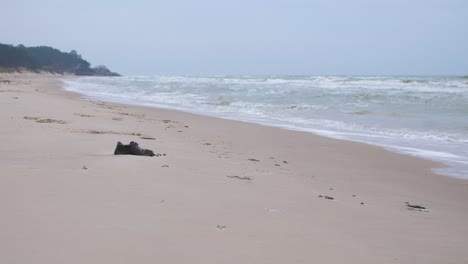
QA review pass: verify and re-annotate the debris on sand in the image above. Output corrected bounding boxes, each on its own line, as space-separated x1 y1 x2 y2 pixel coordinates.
82 130 141 136
114 141 155 157
74 113 94 117
217 225 227 230
24 116 67 124
140 136 156 140
227 175 252 181
405 202 428 212
318 195 334 200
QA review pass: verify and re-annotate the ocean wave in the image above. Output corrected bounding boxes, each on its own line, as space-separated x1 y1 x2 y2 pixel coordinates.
342 110 372 115
400 79 429 84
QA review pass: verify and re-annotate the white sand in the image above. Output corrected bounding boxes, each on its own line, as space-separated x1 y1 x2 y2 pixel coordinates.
1 73 467 264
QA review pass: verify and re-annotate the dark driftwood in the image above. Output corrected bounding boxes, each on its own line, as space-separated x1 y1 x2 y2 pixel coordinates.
114 141 154 156
405 202 426 210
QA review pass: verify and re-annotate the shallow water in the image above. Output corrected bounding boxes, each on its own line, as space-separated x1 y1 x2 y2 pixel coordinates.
62 75 468 178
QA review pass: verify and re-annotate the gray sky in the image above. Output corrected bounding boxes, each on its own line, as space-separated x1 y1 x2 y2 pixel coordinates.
1 0 467 76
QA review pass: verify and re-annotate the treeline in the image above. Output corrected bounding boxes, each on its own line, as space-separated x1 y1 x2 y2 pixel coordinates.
0 43 119 76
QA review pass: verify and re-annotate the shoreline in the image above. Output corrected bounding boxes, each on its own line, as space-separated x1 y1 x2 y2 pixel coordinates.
61 76 460 179
2 73 468 263
60 77 445 173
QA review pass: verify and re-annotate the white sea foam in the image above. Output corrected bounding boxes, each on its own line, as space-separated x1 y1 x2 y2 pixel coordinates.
62 75 468 179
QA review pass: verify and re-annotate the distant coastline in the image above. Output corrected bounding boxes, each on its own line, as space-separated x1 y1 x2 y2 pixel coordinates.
0 43 120 76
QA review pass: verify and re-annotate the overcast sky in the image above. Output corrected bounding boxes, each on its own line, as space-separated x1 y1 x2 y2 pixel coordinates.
1 0 467 76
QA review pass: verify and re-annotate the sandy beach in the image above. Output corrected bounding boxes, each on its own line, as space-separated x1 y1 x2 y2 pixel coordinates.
1 73 468 264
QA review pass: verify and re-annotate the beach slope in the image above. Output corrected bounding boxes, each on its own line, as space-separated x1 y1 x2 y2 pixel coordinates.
1 73 467 264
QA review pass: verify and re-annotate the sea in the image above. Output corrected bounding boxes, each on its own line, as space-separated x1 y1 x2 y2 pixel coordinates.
62 76 468 179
